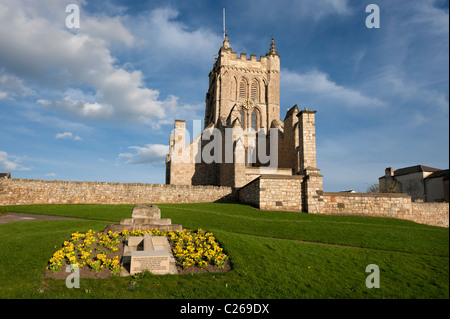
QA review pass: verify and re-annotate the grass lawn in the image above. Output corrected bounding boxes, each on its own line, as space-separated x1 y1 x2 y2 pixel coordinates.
0 203 448 299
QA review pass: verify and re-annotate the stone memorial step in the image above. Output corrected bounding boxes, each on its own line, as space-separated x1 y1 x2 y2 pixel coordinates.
102 204 182 233
121 233 178 276
131 204 161 219
120 218 172 226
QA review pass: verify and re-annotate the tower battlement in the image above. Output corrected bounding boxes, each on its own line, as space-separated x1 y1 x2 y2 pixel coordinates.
212 35 280 74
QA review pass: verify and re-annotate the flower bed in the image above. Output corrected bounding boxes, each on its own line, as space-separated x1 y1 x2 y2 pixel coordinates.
45 228 230 278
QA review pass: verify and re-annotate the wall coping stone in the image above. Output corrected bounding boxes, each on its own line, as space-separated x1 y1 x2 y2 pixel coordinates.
323 192 411 198
245 167 292 172
297 110 317 115
259 175 304 180
1 178 234 190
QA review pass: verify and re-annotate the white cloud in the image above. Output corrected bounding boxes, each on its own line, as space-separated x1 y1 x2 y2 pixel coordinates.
361 1 449 115
45 173 57 177
297 0 352 20
82 15 135 47
144 8 222 59
21 110 92 133
242 0 352 23
0 150 31 171
55 132 82 141
282 69 386 108
126 7 222 68
410 0 449 35
0 1 197 126
118 144 168 167
367 68 449 114
41 97 114 120
0 69 33 100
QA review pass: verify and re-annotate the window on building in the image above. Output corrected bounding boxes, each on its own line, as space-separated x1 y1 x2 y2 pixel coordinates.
239 80 246 99
239 110 244 128
251 111 257 130
251 80 258 102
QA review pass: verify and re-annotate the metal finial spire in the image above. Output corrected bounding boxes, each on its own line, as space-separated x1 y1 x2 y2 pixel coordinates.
222 8 230 49
223 8 227 40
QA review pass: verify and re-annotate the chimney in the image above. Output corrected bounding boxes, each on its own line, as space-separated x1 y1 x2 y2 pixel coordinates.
385 167 394 177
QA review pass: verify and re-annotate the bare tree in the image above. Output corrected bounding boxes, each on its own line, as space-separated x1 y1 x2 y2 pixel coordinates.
366 180 399 193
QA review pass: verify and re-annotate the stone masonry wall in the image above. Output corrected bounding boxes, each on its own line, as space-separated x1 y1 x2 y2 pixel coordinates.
321 192 411 218
410 202 449 228
2 178 447 228
297 110 317 172
244 167 292 185
259 176 303 211
238 177 260 207
0 179 236 205
321 192 449 227
239 175 303 212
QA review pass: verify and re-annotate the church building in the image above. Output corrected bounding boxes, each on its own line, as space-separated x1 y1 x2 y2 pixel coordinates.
165 35 323 212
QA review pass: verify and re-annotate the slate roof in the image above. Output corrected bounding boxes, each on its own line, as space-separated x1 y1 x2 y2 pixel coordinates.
394 165 442 177
425 169 450 180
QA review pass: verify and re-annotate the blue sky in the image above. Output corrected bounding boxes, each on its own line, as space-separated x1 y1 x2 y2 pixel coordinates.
0 0 448 192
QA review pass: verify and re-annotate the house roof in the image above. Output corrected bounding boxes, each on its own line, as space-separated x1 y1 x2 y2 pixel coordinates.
425 169 450 180
394 165 442 177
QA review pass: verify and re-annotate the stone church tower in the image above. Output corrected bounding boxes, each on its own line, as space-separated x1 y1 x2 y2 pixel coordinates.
166 35 323 207
204 35 281 132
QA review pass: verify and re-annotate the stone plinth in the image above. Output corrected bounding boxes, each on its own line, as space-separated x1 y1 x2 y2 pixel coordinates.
130 251 171 275
132 204 161 219
103 204 182 233
120 218 172 226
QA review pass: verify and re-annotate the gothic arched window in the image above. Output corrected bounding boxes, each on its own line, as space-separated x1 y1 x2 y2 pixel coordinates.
239 79 247 99
251 111 257 130
251 80 258 102
239 110 244 127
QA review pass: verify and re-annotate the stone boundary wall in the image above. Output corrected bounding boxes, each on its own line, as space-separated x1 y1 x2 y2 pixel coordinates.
1 178 447 227
0 179 237 205
238 176 260 207
321 192 412 218
239 175 303 212
321 192 449 227
410 202 449 228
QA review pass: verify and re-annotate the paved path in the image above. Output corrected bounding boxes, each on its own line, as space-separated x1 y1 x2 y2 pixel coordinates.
0 212 91 224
